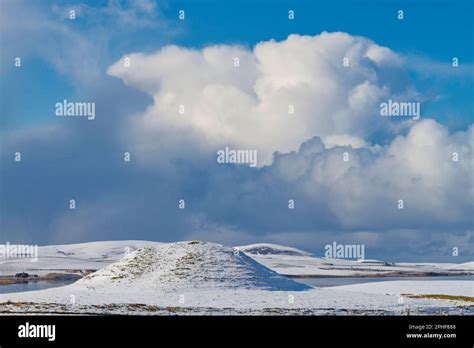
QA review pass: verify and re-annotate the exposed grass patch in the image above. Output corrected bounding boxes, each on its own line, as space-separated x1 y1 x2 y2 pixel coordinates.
407 294 474 303
0 277 23 285
0 301 36 307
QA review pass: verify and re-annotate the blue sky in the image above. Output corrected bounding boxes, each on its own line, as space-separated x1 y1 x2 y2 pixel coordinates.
0 0 473 262
2 0 473 132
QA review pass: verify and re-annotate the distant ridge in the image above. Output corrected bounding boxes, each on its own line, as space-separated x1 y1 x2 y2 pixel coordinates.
235 243 313 256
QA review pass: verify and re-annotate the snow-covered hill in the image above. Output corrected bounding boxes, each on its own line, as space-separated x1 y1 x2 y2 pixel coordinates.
0 240 162 276
236 243 474 277
79 241 310 291
235 243 313 256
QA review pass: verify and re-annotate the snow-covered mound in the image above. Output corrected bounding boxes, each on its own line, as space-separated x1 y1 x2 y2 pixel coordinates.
78 241 310 291
235 243 312 257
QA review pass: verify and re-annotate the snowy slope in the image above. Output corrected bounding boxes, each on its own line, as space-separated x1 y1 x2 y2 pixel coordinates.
398 262 474 271
236 243 474 277
236 243 313 256
0 240 162 276
449 262 474 270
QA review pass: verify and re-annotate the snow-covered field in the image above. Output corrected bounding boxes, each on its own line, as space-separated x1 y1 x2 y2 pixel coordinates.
334 280 473 297
0 241 472 315
236 243 474 277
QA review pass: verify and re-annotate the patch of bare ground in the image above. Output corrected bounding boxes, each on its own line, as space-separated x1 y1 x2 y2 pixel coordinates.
406 294 474 303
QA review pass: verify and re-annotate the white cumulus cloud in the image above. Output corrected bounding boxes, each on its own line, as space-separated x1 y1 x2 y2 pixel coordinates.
108 32 414 166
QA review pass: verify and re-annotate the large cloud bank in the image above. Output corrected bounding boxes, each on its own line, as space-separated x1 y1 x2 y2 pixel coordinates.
106 32 472 238
108 32 416 166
